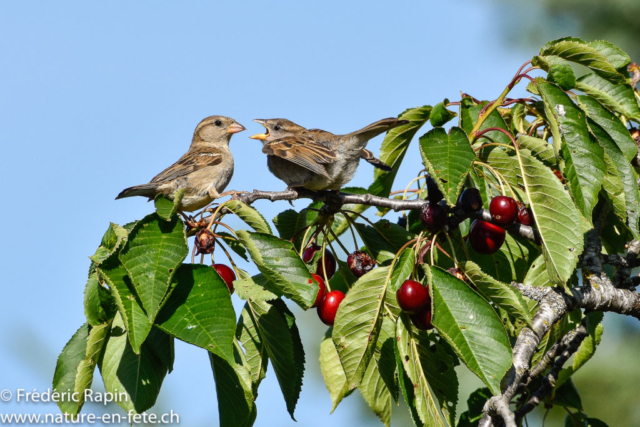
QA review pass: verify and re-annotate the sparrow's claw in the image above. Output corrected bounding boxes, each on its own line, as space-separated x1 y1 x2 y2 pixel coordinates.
219 190 249 200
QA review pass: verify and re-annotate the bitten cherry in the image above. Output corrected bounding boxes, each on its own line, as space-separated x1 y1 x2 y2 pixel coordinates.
396 280 430 314
347 251 375 278
410 305 434 330
311 274 326 308
420 204 447 233
517 201 532 226
213 264 236 294
458 188 483 213
468 220 506 255
195 229 215 254
317 290 345 326
489 196 518 226
303 244 337 279
447 267 467 282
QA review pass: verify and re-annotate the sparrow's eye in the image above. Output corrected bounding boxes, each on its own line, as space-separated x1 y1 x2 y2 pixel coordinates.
274 125 282 131
214 119 222 127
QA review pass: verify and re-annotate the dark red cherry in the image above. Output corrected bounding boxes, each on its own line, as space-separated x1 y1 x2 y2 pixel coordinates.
347 251 375 278
396 280 430 314
317 290 345 326
516 201 533 226
458 188 483 213
213 264 236 294
420 204 447 233
310 273 327 308
554 169 565 184
410 305 434 331
468 220 506 255
426 176 444 203
303 244 337 279
489 196 518 226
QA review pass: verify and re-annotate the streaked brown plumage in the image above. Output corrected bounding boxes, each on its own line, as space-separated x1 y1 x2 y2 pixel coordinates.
116 115 245 211
250 118 403 190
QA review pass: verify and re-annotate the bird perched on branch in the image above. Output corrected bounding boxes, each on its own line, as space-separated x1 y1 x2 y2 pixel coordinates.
250 117 406 191
116 115 245 211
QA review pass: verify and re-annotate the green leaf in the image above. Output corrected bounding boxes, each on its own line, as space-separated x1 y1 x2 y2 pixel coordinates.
523 254 552 288
248 299 304 419
97 253 152 353
237 230 317 309
419 127 476 206
517 135 557 168
430 266 512 394
589 40 631 70
236 303 268 394
155 264 236 364
209 346 257 427
272 209 301 241
395 314 449 427
585 114 640 239
234 272 279 302
548 378 582 410
458 261 532 326
468 231 537 284
533 55 576 90
225 200 273 234
578 95 638 162
90 223 129 265
369 106 432 197
319 328 351 412
376 315 399 403
514 146 585 285
359 356 392 427
511 103 529 135
217 231 249 261
431 99 458 127
333 267 391 390
354 219 415 265
476 145 521 191
154 192 183 221
457 387 491 427
52 323 90 415
539 37 627 84
575 72 640 121
99 313 169 413
389 248 415 292
84 273 115 326
462 100 513 145
538 80 606 221
119 214 188 321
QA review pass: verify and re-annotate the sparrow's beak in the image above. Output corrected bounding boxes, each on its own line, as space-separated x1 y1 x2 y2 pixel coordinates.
227 122 246 134
249 119 269 140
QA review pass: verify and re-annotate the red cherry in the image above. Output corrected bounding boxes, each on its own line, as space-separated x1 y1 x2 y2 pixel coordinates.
553 169 565 184
516 201 533 226
302 244 337 279
346 251 375 278
311 274 327 308
489 196 518 226
420 204 447 233
317 290 345 326
410 305 434 330
468 220 506 255
396 280 430 314
213 264 236 294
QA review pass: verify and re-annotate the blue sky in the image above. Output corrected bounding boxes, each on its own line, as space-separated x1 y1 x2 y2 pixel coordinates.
0 1 550 425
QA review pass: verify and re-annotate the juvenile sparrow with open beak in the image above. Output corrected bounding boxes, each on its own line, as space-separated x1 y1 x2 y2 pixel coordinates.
116 115 245 211
250 117 407 191
250 118 393 172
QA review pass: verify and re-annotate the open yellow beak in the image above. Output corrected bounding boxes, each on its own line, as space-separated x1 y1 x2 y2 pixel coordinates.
227 122 246 134
249 119 269 140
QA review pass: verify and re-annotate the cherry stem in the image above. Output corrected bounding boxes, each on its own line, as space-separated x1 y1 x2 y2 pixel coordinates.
474 127 519 147
329 228 350 254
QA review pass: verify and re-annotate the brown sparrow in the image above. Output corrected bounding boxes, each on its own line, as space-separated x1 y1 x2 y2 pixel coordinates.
116 115 245 211
250 117 404 190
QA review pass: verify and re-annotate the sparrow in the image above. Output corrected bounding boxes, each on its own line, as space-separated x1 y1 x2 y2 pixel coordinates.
250 117 406 191
250 118 392 172
116 115 245 212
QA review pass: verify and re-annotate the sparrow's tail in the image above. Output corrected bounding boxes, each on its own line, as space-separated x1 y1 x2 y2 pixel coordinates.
360 149 392 171
115 183 158 200
342 118 410 150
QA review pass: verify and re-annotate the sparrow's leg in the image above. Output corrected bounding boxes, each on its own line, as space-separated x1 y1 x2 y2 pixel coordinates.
208 187 221 199
218 190 249 199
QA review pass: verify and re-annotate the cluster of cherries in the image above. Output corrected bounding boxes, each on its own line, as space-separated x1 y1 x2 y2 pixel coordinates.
302 244 376 326
420 182 532 255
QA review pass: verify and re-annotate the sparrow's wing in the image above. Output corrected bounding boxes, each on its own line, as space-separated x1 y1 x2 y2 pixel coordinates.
150 148 223 183
339 118 410 150
263 134 336 179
